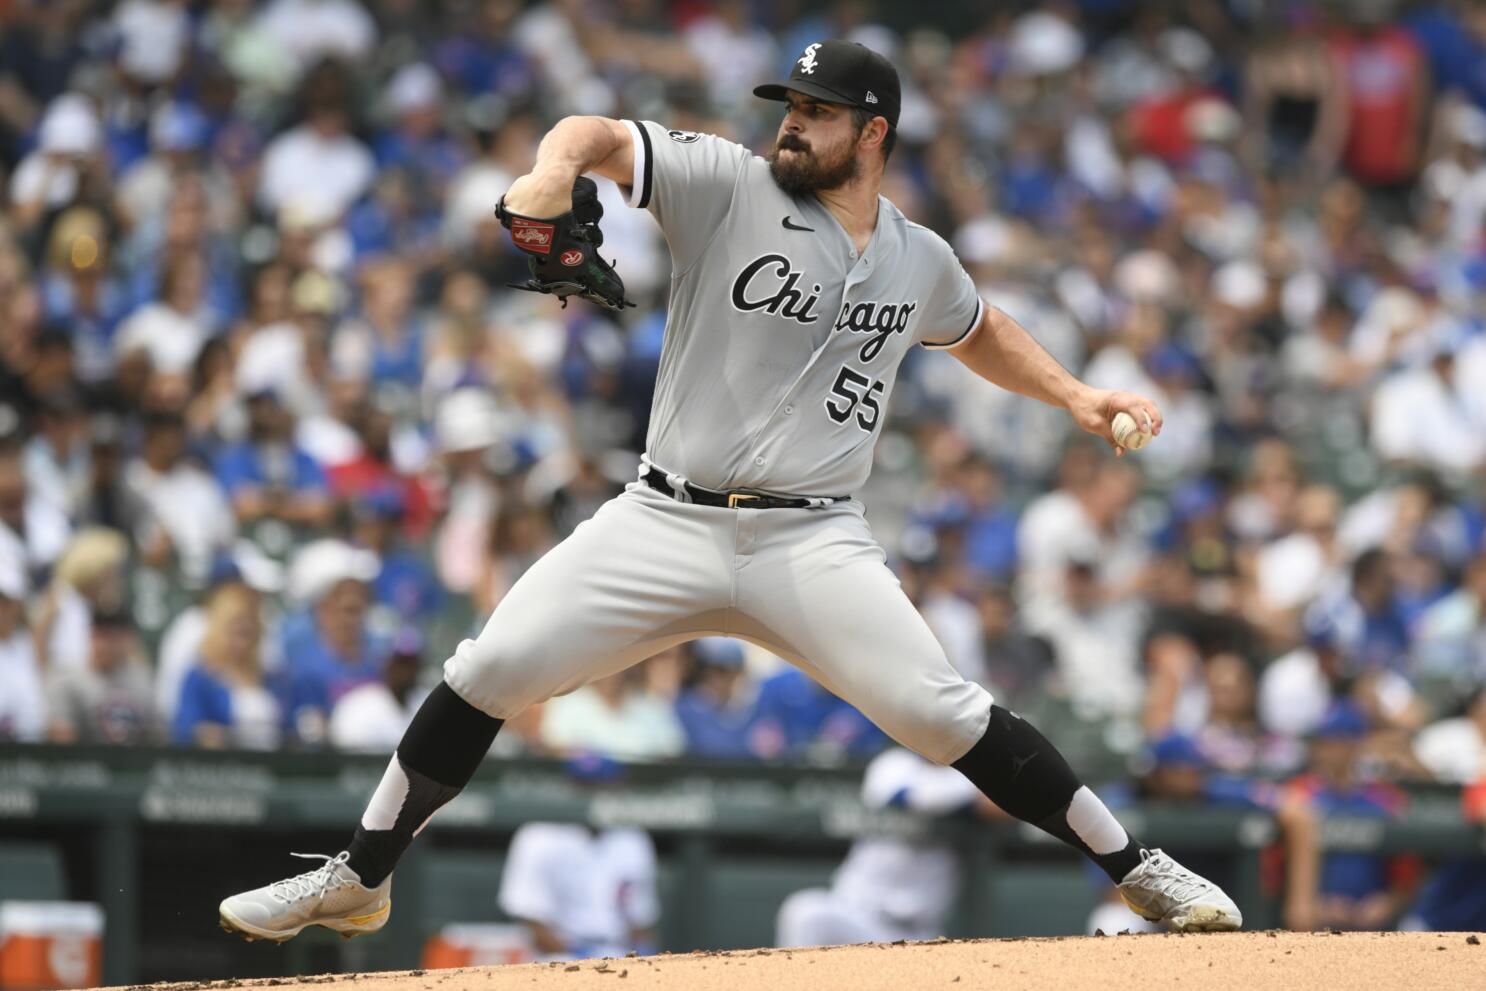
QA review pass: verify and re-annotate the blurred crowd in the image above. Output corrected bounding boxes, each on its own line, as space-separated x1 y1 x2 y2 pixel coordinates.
1 0 1486 931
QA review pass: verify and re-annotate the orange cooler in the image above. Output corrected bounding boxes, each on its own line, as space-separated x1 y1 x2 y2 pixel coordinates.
422 923 534 969
0 903 103 991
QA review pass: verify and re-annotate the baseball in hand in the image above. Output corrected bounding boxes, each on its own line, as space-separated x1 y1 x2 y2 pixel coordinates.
1111 411 1153 451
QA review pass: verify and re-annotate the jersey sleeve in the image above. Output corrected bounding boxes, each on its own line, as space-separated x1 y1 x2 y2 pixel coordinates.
914 235 984 350
619 119 750 272
497 825 562 927
610 830 661 929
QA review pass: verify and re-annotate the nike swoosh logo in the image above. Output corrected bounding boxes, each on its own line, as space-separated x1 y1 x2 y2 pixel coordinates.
782 216 815 232
343 901 391 926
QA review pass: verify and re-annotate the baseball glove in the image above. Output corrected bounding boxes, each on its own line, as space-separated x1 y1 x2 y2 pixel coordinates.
495 176 635 311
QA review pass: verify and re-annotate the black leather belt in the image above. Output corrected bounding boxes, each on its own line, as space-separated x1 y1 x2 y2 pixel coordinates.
642 467 846 510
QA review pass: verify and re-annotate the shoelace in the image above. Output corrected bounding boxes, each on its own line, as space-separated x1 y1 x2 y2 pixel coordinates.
1131 848 1209 903
268 851 353 905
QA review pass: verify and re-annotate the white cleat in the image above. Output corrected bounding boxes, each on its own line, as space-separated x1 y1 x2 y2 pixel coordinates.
1117 848 1243 932
219 851 392 943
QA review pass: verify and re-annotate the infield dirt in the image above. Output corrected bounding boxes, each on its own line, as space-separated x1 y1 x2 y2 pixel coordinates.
107 931 1485 991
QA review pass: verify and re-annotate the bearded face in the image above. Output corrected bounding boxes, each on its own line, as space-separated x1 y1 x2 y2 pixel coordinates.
767 126 861 196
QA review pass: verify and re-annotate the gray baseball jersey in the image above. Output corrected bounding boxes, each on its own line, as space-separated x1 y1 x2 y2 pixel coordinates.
618 119 984 496
441 119 995 768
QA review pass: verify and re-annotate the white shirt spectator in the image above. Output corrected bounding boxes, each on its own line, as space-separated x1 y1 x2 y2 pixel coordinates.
0 494 72 578
258 125 374 218
1413 715 1486 785
1254 531 1332 612
684 9 777 113
0 627 46 741
1457 335 1486 432
513 4 612 116
43 582 91 672
123 459 236 587
113 0 190 83
540 685 685 761
1016 490 1092 609
443 160 514 250
1370 364 1485 474
255 0 376 71
1026 598 1146 720
329 682 425 753
1016 489 1148 624
1257 647 1332 738
8 95 100 211
114 304 207 375
1259 645 1418 737
1412 586 1486 678
498 824 658 960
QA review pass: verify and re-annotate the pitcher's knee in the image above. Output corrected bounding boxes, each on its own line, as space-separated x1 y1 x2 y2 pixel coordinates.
442 633 559 720
875 680 993 766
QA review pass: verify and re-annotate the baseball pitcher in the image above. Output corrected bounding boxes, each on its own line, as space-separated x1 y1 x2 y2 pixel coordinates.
219 40 1240 942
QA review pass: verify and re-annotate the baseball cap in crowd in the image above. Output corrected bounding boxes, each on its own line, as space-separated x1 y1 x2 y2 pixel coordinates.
38 94 101 156
286 539 381 606
385 62 442 116
754 40 901 129
1007 11 1084 77
1311 700 1369 740
1149 732 1208 769
692 637 745 670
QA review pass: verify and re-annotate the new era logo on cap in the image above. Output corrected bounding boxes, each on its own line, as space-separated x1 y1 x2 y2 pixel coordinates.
865 91 877 104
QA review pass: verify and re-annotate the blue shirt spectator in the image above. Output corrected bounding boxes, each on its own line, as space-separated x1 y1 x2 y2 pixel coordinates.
169 584 280 750
674 638 761 759
276 540 388 744
751 667 887 761
213 437 328 502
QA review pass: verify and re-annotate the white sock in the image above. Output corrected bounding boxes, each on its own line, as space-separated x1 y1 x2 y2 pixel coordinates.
1066 785 1130 856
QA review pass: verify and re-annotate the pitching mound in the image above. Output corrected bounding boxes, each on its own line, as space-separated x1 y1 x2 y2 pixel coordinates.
115 931 1483 991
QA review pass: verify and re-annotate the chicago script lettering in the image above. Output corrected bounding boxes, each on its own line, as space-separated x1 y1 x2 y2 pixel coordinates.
835 298 919 362
730 254 821 324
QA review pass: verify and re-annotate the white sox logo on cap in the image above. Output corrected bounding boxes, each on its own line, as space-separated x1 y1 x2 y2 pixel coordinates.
797 43 821 75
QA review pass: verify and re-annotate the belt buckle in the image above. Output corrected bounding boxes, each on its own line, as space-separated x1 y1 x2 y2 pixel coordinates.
727 492 762 508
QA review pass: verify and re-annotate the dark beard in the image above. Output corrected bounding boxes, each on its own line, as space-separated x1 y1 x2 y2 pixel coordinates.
767 139 860 196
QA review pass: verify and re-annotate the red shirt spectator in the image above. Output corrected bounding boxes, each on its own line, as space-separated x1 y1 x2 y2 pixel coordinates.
1329 25 1430 185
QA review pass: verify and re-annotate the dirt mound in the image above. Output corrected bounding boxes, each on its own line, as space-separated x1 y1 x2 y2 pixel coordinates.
113 931 1484 991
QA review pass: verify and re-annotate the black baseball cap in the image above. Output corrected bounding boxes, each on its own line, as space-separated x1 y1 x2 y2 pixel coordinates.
754 40 901 130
